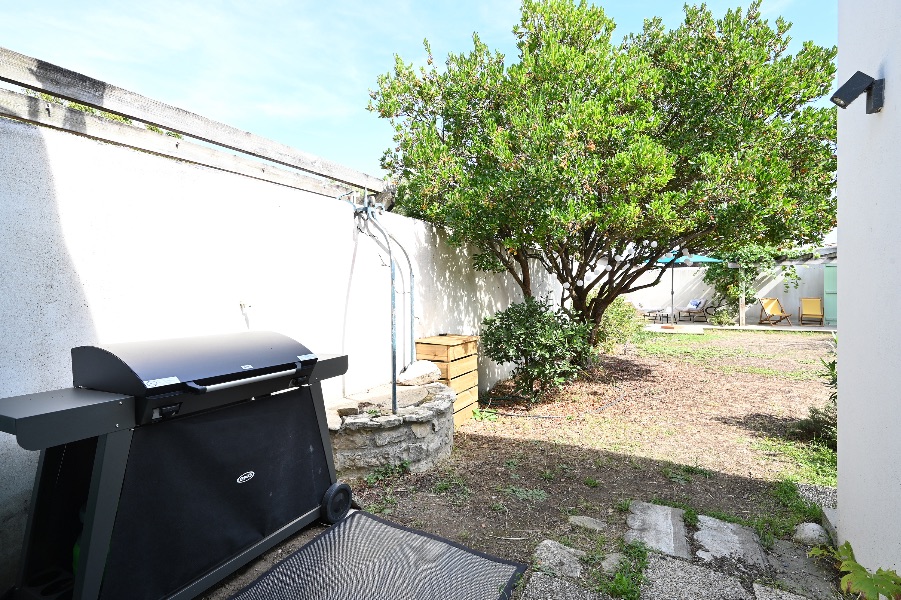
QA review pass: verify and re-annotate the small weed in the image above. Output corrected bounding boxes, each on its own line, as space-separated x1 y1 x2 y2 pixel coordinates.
650 498 698 528
584 477 600 488
583 538 649 600
504 459 519 470
662 462 714 484
364 461 410 485
662 467 692 484
540 469 555 481
490 501 508 513
615 498 632 512
472 407 499 422
368 489 397 514
432 474 471 502
681 463 714 478
504 486 548 503
366 408 381 417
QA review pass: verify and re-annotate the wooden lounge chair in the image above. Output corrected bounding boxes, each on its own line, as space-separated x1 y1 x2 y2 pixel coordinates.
676 298 709 322
758 297 792 326
799 297 824 326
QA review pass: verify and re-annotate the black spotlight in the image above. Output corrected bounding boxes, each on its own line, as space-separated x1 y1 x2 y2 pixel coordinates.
831 70 885 114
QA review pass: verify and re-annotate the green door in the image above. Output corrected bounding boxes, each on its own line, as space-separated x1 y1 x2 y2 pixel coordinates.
824 264 837 326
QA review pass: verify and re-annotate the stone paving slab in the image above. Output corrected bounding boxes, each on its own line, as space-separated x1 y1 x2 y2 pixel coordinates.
570 515 607 532
765 539 843 599
521 572 610 600
625 502 691 559
534 539 586 579
694 515 767 567
640 554 753 600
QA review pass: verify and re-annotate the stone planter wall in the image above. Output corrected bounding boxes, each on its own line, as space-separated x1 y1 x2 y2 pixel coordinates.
328 383 455 479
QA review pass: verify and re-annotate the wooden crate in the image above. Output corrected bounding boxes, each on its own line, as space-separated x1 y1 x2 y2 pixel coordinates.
453 388 478 427
416 334 479 427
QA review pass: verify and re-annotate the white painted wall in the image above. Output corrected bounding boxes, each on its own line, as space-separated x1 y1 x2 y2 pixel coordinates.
837 0 901 571
0 117 548 587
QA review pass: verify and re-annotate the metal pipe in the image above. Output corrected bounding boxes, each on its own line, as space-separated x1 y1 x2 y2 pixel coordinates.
364 203 398 415
372 212 415 367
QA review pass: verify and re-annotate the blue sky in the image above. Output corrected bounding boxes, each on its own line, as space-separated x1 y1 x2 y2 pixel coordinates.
0 1 836 179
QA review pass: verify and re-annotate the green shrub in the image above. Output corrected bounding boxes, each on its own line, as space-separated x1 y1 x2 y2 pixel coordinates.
596 297 645 353
481 297 591 401
708 308 736 326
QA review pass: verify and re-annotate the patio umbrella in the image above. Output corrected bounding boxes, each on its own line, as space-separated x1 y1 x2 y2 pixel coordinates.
656 254 722 321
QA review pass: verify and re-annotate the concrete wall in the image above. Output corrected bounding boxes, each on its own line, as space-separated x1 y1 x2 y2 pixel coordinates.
0 117 547 587
624 264 826 323
837 0 901 571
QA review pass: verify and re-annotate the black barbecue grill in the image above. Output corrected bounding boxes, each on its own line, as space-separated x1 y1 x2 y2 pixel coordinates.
0 331 350 600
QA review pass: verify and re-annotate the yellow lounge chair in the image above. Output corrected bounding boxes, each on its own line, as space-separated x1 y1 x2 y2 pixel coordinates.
799 297 824 326
758 297 792 326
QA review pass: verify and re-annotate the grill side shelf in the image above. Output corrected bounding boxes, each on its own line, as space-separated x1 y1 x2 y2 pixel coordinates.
0 388 135 450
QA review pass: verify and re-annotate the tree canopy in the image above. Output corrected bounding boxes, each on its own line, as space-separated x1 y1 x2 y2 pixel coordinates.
369 0 836 342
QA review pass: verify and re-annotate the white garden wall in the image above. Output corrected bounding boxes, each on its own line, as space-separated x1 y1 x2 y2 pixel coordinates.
836 0 901 572
0 116 549 587
624 264 827 324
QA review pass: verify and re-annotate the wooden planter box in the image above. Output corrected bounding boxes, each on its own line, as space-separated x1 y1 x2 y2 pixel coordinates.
415 334 479 427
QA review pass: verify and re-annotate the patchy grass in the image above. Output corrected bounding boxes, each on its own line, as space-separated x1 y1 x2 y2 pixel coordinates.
583 537 649 600
754 437 837 487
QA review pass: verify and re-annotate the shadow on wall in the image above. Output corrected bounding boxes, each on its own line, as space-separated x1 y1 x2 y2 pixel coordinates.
0 118 99 590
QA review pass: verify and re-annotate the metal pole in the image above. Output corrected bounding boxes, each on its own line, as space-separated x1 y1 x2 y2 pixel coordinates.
670 267 675 323
374 216 415 367
365 207 398 415
738 264 746 327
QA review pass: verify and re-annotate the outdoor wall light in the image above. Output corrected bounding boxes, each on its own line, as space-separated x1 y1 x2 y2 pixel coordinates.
831 71 885 113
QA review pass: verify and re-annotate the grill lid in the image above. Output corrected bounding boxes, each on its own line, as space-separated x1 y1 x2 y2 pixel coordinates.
72 331 316 397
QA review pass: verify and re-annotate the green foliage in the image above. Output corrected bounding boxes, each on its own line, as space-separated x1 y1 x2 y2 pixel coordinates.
797 334 837 449
503 486 548 503
583 538 649 600
596 297 645 353
754 437 836 486
702 244 802 311
751 479 822 548
480 297 592 400
363 461 410 485
370 1 836 342
707 308 736 326
810 542 901 599
472 407 499 422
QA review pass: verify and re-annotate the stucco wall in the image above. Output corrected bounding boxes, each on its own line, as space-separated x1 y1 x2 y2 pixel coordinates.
0 117 548 587
837 0 901 571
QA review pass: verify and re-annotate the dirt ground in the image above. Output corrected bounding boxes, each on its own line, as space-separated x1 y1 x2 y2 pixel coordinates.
204 329 835 598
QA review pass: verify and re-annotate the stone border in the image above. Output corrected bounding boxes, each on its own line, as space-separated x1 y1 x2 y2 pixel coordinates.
328 383 455 479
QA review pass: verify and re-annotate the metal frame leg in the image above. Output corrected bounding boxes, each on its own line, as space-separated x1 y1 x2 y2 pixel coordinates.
74 429 133 600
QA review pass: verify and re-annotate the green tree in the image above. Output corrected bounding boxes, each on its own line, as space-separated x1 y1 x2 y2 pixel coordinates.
702 244 801 311
370 0 836 344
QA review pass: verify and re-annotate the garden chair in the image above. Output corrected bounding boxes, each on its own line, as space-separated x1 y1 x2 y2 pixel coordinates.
631 301 666 322
799 297 824 326
758 297 792 326
676 298 709 322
